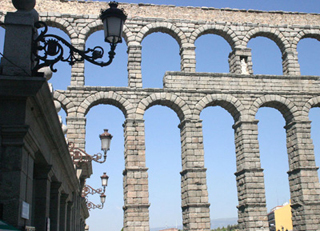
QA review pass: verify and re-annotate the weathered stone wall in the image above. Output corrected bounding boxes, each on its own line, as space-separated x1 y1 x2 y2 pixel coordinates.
2 0 320 25
2 1 320 230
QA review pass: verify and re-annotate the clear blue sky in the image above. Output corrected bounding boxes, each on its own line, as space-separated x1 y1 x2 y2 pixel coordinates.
1 1 320 230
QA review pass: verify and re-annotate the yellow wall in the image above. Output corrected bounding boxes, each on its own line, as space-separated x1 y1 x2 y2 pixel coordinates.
274 203 293 231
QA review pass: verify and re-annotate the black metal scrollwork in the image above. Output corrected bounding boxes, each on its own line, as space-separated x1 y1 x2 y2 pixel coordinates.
32 21 116 75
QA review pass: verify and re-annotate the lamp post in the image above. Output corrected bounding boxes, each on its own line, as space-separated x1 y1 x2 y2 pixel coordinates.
69 130 112 210
32 1 127 75
82 172 109 210
82 172 109 197
69 129 113 165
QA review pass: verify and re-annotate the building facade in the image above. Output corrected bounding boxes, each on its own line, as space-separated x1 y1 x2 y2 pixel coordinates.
268 202 293 231
0 1 90 230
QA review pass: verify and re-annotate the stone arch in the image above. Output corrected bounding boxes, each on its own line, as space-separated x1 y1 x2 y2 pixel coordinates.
39 16 73 39
77 91 132 118
80 21 130 45
0 13 4 25
249 95 298 124
136 92 191 122
302 96 320 119
80 20 103 41
194 94 244 122
53 91 76 116
190 24 239 49
292 29 320 50
136 22 187 48
243 27 290 54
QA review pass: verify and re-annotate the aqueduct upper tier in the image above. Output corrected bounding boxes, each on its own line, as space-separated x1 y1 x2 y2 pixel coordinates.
2 1 320 230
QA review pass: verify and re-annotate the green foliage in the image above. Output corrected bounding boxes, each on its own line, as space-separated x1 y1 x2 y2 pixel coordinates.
211 224 239 231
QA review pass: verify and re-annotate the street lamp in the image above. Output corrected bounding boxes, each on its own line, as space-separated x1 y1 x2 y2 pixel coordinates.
100 193 106 204
100 1 127 44
100 129 113 155
69 129 113 165
82 172 109 210
32 1 127 75
100 172 109 187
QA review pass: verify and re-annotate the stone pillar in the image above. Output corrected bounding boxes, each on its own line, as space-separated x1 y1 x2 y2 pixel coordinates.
180 44 196 72
0 10 38 76
232 120 269 231
50 182 62 231
59 193 69 231
80 219 85 231
285 120 320 231
70 194 77 231
123 119 149 231
228 48 253 75
66 116 86 150
66 200 74 231
127 43 142 88
178 119 210 231
282 50 300 75
70 39 85 87
0 125 32 228
0 7 45 228
74 194 81 231
34 165 53 231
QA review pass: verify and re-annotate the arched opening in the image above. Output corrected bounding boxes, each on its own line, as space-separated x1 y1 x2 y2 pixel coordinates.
248 37 282 75
0 25 4 54
201 106 238 228
0 25 4 77
144 105 181 229
85 105 125 231
297 37 320 75
309 107 320 180
56 104 67 134
85 30 128 87
141 32 180 88
45 27 72 90
256 108 290 212
195 34 231 73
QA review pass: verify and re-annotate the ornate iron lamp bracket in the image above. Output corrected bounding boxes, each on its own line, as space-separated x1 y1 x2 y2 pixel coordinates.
69 142 107 165
82 184 105 197
32 21 116 75
82 183 107 211
86 199 104 211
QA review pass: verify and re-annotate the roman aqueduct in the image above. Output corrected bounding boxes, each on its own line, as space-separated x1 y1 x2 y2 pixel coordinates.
2 0 320 230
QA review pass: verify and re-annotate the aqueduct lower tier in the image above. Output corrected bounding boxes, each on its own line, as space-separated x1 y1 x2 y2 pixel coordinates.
2 1 320 230
57 73 320 231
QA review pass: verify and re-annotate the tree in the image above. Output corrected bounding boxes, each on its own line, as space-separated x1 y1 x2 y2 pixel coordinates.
211 224 239 231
